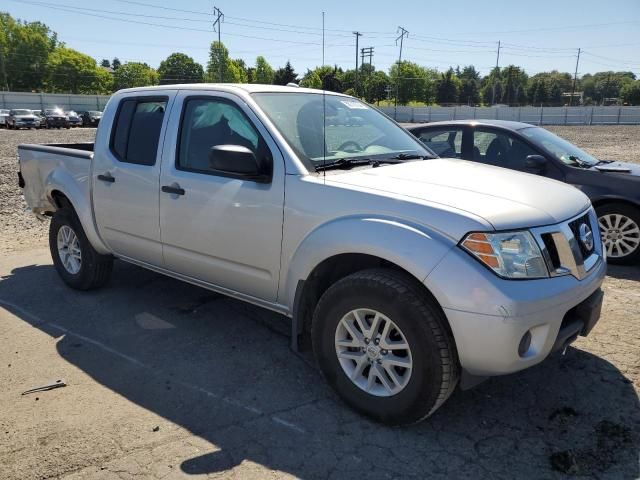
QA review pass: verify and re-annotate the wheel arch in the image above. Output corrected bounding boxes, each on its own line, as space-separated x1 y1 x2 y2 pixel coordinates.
591 196 640 212
285 216 457 352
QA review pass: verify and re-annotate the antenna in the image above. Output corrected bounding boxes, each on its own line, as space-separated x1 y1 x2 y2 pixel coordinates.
322 13 327 182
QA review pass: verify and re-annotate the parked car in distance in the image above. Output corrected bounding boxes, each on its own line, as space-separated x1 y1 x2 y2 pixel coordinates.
30 110 47 129
6 109 40 129
43 108 70 129
65 110 83 128
0 109 9 127
18 85 605 424
408 120 640 265
79 110 102 127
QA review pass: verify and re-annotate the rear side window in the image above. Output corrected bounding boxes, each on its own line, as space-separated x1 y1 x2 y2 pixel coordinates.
417 128 462 158
111 98 167 166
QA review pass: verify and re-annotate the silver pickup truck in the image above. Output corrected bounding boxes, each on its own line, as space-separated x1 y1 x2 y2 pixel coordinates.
18 84 606 425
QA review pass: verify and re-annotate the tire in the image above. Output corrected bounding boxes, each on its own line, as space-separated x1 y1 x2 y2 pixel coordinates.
312 268 459 425
596 203 640 265
49 207 113 290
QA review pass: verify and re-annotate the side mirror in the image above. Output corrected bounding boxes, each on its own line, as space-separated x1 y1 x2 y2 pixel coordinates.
525 155 547 173
208 145 268 182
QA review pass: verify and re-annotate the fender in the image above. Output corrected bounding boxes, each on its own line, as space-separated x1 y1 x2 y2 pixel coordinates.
281 214 456 311
590 194 640 209
44 168 111 255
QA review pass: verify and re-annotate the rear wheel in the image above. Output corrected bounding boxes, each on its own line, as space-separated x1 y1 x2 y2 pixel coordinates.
312 269 459 425
596 203 640 265
49 207 113 290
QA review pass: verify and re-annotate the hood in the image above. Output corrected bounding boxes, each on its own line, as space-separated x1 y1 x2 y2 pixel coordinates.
325 159 591 231
593 161 640 176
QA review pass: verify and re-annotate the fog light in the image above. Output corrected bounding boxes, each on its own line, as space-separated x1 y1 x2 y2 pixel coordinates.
518 331 532 357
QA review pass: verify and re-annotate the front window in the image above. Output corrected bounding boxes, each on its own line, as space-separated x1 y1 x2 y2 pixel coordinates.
520 127 598 167
11 109 31 115
252 92 434 170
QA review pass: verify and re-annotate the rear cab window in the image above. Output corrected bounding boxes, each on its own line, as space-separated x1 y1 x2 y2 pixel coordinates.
110 98 168 166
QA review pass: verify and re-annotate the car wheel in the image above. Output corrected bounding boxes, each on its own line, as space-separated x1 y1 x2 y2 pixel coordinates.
49 207 113 290
312 268 459 425
596 203 640 265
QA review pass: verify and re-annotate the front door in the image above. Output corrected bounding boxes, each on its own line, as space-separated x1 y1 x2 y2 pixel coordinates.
93 93 175 266
159 92 285 302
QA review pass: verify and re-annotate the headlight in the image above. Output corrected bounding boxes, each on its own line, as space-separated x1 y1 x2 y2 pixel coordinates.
461 231 548 279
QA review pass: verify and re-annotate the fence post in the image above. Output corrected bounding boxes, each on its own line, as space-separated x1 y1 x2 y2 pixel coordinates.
617 107 622 124
539 106 542 125
96 96 100 110
0 92 5 109
564 107 568 125
473 106 476 119
589 106 594 125
428 106 432 122
495 107 498 119
411 107 415 123
517 107 521 121
452 107 457 120
40 93 44 110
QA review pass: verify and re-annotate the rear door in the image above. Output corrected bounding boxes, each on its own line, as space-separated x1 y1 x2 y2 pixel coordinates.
93 92 176 266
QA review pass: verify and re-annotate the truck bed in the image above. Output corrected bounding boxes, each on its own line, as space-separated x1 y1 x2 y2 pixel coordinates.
18 143 94 216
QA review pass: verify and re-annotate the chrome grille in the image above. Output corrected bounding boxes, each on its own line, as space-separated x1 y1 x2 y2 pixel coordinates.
531 208 602 280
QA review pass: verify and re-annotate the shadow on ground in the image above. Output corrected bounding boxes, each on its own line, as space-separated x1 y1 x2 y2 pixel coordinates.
1 260 638 479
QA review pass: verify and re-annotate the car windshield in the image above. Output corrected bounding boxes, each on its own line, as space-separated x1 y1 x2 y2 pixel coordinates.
0 109 9 114
251 92 435 170
89 111 101 115
66 111 77 116
520 126 599 167
12 109 31 115
45 109 63 115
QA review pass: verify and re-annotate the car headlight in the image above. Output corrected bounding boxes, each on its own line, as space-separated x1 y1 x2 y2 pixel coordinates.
461 231 548 279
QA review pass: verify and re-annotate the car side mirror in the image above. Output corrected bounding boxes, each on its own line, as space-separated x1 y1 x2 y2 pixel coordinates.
208 145 269 182
525 155 547 173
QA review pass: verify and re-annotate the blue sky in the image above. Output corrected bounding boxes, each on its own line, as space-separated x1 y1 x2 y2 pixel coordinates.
4 0 640 78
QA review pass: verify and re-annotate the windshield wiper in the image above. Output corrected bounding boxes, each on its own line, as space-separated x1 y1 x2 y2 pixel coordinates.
568 155 593 168
315 157 406 172
388 152 434 160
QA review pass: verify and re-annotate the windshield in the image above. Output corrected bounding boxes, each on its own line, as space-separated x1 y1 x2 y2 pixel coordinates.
12 109 31 115
89 111 101 116
45 109 64 115
66 111 77 116
520 126 598 167
252 92 435 170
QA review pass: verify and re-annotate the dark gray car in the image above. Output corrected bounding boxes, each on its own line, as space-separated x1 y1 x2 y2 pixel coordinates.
407 120 640 265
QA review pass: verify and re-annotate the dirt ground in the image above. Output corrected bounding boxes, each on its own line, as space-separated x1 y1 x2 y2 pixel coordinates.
0 126 639 479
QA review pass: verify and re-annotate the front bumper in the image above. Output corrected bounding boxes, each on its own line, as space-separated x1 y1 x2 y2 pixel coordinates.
426 242 606 377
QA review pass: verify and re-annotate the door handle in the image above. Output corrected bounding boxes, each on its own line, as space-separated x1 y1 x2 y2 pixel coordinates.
161 185 185 196
97 173 115 183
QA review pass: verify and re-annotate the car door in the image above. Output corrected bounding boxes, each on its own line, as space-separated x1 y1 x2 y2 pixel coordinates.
93 92 176 266
470 127 564 181
159 91 285 302
412 126 466 159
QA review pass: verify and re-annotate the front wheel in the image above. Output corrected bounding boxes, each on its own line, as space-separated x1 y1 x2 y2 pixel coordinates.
49 208 113 290
597 203 640 265
312 269 459 425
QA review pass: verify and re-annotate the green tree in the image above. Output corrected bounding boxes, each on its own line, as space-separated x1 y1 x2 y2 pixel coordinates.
273 61 297 85
46 46 101 93
206 40 228 82
457 66 480 105
158 52 204 84
481 67 502 105
100 59 111 68
92 67 113 94
254 56 274 84
364 70 390 104
1 13 57 91
527 77 549 105
299 69 322 89
436 68 461 104
389 61 438 105
112 57 121 70
621 80 640 105
113 62 158 90
500 65 528 105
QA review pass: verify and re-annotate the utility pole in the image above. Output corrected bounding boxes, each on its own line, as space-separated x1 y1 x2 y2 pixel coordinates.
491 40 501 105
361 47 374 100
394 26 409 118
212 6 224 82
353 31 363 97
570 47 581 106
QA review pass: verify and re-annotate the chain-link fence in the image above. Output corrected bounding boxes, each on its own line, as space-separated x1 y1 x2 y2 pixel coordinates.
0 92 110 112
381 105 640 125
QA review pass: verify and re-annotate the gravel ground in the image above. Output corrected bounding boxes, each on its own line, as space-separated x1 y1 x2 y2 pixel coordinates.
0 126 638 479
